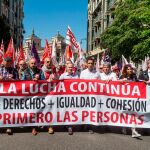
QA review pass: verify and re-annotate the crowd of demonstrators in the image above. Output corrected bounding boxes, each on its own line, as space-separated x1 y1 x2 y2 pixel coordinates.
0 55 150 137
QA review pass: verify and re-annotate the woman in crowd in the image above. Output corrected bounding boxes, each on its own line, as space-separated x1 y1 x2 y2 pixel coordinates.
120 64 141 138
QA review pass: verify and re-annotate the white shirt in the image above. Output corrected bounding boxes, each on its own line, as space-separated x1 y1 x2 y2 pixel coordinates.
100 72 117 81
80 68 101 79
148 69 150 80
59 72 79 80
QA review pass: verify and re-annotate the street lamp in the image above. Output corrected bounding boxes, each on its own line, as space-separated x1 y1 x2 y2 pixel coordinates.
80 38 87 45
80 38 87 51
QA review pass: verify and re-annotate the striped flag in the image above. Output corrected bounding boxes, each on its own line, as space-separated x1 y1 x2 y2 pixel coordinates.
65 26 79 63
17 45 25 64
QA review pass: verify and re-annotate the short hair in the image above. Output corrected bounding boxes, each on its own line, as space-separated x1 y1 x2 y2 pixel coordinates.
103 62 111 68
86 57 94 63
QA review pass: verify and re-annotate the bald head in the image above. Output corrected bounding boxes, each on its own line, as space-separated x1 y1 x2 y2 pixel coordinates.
29 58 37 69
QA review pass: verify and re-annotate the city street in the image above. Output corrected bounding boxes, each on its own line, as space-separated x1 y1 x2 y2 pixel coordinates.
0 128 149 150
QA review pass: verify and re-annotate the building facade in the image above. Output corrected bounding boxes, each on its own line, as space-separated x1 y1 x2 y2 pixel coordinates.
87 0 117 56
49 32 66 63
24 29 44 59
0 0 24 47
24 31 66 62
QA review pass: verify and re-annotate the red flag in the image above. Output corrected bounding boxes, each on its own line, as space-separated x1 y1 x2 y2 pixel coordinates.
0 40 4 64
66 26 79 52
66 45 73 61
4 38 15 62
65 26 79 63
17 45 25 64
41 40 52 63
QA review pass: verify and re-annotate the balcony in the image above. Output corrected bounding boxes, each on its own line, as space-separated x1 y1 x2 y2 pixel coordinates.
108 0 117 10
93 14 102 25
93 0 102 13
93 29 101 40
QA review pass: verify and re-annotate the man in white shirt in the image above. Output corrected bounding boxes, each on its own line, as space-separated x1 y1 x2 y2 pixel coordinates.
59 63 78 135
59 63 79 80
100 62 117 81
80 57 100 134
80 57 101 79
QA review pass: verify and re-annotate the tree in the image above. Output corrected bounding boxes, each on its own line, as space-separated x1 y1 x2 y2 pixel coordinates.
0 16 11 50
101 0 150 62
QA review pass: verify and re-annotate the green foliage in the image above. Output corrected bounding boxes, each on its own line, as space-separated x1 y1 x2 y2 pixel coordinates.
101 0 150 62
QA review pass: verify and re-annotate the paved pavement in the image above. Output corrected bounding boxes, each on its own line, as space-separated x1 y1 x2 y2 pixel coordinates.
0 127 149 150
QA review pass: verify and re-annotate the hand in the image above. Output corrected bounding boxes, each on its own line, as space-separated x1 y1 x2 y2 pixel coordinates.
146 80 150 84
0 75 3 80
7 74 14 80
47 74 55 82
33 78 38 81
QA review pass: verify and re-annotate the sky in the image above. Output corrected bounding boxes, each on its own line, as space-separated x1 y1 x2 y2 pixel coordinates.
24 0 88 50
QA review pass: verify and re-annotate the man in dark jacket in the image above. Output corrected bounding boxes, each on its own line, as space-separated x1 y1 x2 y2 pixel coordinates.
0 57 19 81
139 59 150 83
0 57 19 135
21 58 45 135
22 58 45 80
